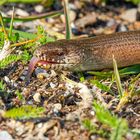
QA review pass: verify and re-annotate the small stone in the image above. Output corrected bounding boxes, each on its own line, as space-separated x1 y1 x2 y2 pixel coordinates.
40 120 57 133
78 83 93 108
133 21 140 29
15 123 25 136
37 123 43 128
107 19 116 27
50 82 57 88
126 132 134 140
0 131 13 140
35 68 48 77
19 76 25 81
66 112 79 121
50 70 57 77
53 103 62 113
35 68 49 79
34 5 44 13
75 12 97 28
90 110 95 116
60 10 76 23
74 1 82 9
90 135 97 140
7 10 14 16
37 73 46 79
116 24 128 32
22 88 31 98
33 93 41 103
120 8 137 22
27 100 33 105
69 3 77 10
4 76 10 83
15 8 29 17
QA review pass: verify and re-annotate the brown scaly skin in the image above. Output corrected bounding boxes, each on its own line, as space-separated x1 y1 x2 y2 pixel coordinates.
26 30 140 83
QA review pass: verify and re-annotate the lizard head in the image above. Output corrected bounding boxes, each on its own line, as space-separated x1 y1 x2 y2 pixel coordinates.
26 40 84 84
33 41 83 70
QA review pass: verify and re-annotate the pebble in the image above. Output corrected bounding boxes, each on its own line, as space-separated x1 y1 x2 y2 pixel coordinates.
15 8 29 17
75 12 97 28
69 3 77 10
90 135 98 140
133 21 140 29
35 68 47 75
0 131 13 140
33 93 41 103
107 19 116 27
126 132 134 140
22 88 30 98
27 100 34 105
50 82 57 88
66 112 79 121
19 21 36 29
74 0 82 9
116 24 128 32
34 5 44 13
47 18 55 23
15 123 25 136
78 83 93 108
36 73 48 80
37 123 43 128
19 76 25 81
4 76 10 83
53 103 62 113
7 10 14 16
90 110 95 116
60 10 76 23
50 70 57 77
120 8 137 22
38 120 57 135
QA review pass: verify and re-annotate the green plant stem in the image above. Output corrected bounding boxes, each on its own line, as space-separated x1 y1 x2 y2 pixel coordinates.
9 7 14 38
3 10 63 22
113 56 123 98
1 0 42 3
0 13 9 40
64 0 72 40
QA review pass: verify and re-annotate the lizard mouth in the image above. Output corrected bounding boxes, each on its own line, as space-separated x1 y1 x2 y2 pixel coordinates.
25 56 75 84
25 57 58 84
37 59 76 70
37 60 60 68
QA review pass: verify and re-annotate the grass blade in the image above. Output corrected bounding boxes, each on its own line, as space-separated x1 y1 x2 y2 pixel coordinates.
88 64 140 78
119 64 140 75
63 0 72 39
0 13 9 40
93 101 128 140
9 7 15 38
0 0 42 5
4 105 46 120
113 56 123 98
3 10 63 22
90 79 114 95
